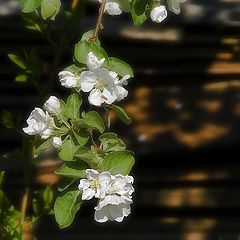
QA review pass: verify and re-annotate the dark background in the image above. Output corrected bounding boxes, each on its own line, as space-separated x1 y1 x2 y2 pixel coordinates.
2 0 240 239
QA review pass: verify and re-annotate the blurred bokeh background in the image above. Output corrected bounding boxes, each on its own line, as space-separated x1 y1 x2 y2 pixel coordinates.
2 0 240 239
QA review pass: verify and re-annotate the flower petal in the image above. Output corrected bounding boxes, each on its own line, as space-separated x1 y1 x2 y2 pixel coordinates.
87 52 105 69
86 169 99 180
88 89 104 106
94 205 109 223
80 71 97 92
82 188 95 200
102 87 117 104
105 2 122 15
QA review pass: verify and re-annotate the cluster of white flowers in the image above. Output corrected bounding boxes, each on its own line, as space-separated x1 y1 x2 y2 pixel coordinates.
23 96 63 148
78 169 134 223
59 52 130 107
95 0 185 24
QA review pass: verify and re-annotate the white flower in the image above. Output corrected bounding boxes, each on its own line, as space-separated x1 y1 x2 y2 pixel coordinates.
58 71 80 88
150 6 168 23
98 0 122 15
94 174 134 223
44 96 60 115
23 108 54 139
80 52 130 106
114 75 131 101
78 169 111 200
52 137 62 148
87 52 105 69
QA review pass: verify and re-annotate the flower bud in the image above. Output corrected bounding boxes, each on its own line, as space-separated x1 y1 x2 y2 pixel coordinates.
44 96 60 115
52 137 62 148
150 6 168 23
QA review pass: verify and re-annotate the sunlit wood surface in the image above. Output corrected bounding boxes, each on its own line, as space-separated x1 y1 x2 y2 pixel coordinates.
1 0 240 239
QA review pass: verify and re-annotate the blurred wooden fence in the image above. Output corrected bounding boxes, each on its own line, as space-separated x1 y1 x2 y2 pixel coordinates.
2 0 240 239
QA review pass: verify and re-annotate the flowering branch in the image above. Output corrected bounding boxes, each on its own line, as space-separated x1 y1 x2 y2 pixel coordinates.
92 0 107 42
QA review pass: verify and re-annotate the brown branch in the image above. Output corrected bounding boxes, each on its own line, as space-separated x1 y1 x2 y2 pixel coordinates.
21 188 29 224
71 0 80 10
92 0 107 42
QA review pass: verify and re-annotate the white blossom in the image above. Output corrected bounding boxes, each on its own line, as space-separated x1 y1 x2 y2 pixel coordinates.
78 169 111 200
58 71 80 88
94 174 134 223
87 52 105 69
80 52 130 106
23 108 54 139
98 0 122 15
150 5 168 23
52 137 62 148
44 96 60 115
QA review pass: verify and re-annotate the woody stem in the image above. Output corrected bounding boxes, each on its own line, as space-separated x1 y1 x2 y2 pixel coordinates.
92 0 107 41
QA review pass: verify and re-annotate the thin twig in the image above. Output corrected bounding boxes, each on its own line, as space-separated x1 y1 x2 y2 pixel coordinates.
92 0 107 42
21 188 29 224
71 0 80 10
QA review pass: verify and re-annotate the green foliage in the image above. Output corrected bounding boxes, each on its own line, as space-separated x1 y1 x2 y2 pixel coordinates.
74 40 133 77
8 54 27 70
74 40 109 66
55 161 87 178
75 147 102 168
34 137 53 157
67 94 82 119
54 188 82 229
107 104 132 125
129 0 153 25
58 139 79 161
1 111 15 129
102 150 135 175
19 0 42 13
72 130 90 147
109 57 134 77
32 185 54 218
0 206 23 239
82 111 105 133
8 49 43 90
99 133 126 153
40 0 61 20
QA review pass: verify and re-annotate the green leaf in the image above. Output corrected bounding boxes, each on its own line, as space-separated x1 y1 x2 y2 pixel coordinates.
42 185 54 206
58 139 78 161
67 94 82 119
34 137 52 157
107 104 132 125
32 198 41 216
40 0 61 20
19 0 43 13
1 111 15 129
54 188 82 229
0 190 10 213
58 178 76 192
129 0 151 25
74 147 100 168
59 100 69 119
99 133 126 153
0 171 4 188
81 30 101 46
167 0 181 14
109 57 134 77
15 74 28 82
55 161 87 178
82 111 105 133
72 130 90 147
8 54 27 70
74 40 109 66
102 150 135 175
